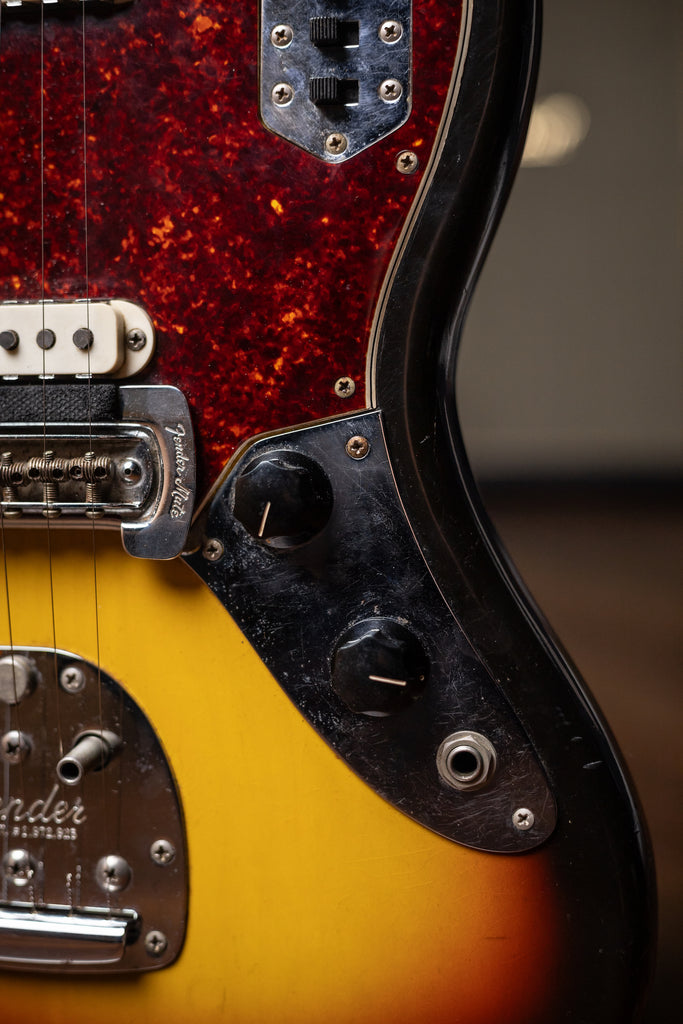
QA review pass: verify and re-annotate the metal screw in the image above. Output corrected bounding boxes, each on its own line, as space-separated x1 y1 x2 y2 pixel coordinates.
95 854 132 893
345 436 370 460
126 328 147 351
145 930 168 957
1 730 31 764
60 665 86 693
396 150 419 175
272 82 294 106
271 24 293 48
512 807 535 831
3 849 35 886
150 839 176 866
202 537 224 562
334 376 356 399
325 132 348 156
379 79 403 103
379 20 403 43
119 458 143 485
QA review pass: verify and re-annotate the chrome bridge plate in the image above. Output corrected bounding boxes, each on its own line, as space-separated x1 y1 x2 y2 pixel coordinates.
0 646 187 973
0 384 195 560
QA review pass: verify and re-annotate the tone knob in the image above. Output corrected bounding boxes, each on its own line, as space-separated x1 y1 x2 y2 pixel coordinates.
233 450 333 549
331 618 429 716
0 655 36 705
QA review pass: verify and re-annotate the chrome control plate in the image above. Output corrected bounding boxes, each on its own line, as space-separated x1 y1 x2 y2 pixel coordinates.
0 647 187 973
260 0 412 162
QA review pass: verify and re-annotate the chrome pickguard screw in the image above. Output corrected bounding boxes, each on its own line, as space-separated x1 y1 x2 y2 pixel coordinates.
272 82 294 106
379 79 403 103
270 24 293 48
150 839 176 866
60 665 86 694
512 807 535 831
379 20 403 43
202 537 224 562
3 849 36 886
334 377 356 399
1 730 31 764
345 436 370 460
396 150 419 175
126 328 147 351
96 854 132 893
325 132 348 156
145 930 168 957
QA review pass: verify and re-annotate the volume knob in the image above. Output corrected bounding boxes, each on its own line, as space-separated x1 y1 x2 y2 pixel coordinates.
233 450 333 549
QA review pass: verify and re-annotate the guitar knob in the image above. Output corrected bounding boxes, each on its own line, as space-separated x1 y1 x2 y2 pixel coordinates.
0 655 36 705
331 618 429 716
233 450 333 549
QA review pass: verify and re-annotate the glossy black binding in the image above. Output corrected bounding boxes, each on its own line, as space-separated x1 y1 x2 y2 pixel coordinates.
372 0 655 1019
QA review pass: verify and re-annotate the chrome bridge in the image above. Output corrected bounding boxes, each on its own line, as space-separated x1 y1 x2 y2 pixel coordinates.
0 385 195 560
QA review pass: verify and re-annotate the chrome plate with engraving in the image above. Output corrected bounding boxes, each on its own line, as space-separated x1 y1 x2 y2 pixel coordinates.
260 0 412 162
0 384 196 560
0 647 186 973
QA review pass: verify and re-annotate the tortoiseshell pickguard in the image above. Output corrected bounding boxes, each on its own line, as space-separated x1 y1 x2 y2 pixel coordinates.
0 1 462 493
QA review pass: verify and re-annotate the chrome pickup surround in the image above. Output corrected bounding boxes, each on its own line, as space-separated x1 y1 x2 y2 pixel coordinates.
0 385 196 560
260 0 412 162
0 646 187 973
188 411 557 854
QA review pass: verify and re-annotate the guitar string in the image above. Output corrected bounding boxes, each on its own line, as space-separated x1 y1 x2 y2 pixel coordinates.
80 0 115 866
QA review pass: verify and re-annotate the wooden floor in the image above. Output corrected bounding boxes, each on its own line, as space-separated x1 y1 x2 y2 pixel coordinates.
482 483 682 1022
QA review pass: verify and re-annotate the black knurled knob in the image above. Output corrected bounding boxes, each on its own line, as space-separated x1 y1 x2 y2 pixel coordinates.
233 450 333 550
331 618 429 716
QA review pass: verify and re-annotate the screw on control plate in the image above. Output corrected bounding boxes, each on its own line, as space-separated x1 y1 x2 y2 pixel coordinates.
145 930 168 957
270 24 293 48
325 133 348 156
379 20 403 43
379 79 403 103
126 328 147 351
202 537 224 562
1 730 31 764
334 376 356 398
345 436 370 460
272 82 294 106
396 150 419 175
60 665 86 693
150 839 176 866
512 807 535 831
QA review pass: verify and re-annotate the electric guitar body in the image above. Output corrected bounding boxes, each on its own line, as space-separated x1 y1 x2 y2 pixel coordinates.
0 2 654 1022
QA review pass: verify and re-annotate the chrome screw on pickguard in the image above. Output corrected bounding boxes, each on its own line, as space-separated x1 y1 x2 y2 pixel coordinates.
145 930 168 958
60 665 86 694
202 537 224 562
126 328 147 351
512 807 535 831
345 436 370 460
150 839 176 866
379 20 403 43
325 132 348 156
396 150 419 175
1 730 31 764
96 854 132 894
270 24 293 48
3 849 36 886
379 79 403 103
334 377 356 399
272 82 294 106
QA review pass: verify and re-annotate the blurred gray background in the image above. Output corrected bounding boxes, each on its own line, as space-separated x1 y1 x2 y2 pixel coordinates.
457 1 681 1019
459 0 680 480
